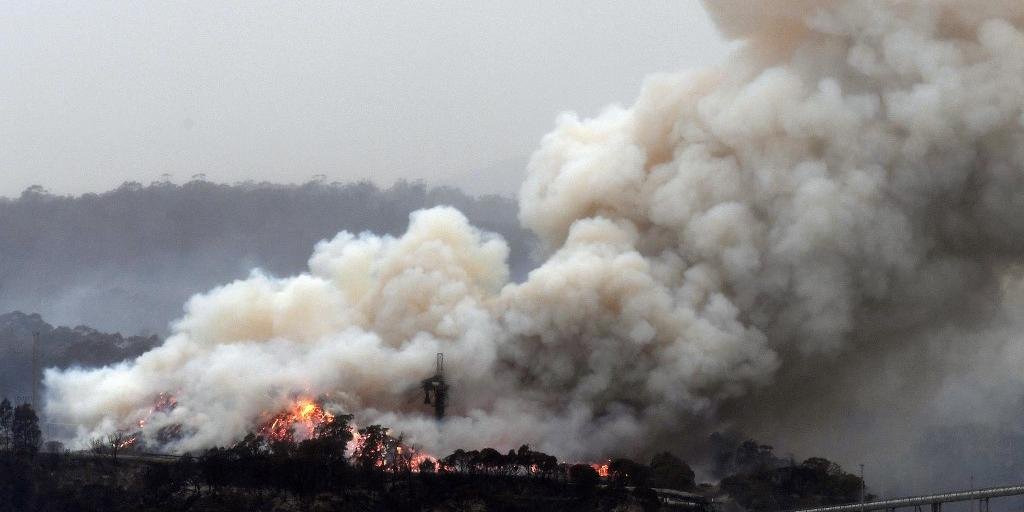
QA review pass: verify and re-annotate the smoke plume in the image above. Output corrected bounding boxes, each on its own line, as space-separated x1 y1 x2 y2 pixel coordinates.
45 0 1024 492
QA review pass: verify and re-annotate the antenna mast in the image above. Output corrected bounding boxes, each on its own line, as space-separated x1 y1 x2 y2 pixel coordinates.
422 353 448 421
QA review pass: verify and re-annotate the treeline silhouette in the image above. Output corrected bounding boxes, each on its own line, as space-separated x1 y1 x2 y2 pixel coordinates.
0 312 160 407
0 398 869 512
0 180 536 335
710 433 871 511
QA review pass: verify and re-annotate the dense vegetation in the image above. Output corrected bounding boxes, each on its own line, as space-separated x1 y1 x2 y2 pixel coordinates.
716 440 870 511
0 397 868 512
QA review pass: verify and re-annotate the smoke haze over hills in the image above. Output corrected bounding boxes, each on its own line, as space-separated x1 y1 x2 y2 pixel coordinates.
0 181 536 335
0 311 160 405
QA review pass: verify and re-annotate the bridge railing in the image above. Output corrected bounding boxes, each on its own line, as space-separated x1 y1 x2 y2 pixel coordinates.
789 484 1024 512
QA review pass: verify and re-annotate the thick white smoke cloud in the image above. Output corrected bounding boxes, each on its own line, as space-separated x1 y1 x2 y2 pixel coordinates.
46 0 1024 480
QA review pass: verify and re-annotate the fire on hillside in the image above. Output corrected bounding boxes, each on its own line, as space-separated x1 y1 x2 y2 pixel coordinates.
258 398 334 443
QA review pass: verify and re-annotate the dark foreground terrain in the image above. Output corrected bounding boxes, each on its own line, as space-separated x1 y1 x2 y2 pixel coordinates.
0 453 656 512
0 400 867 512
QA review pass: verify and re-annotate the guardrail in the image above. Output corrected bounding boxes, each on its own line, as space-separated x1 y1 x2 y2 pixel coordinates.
790 484 1024 512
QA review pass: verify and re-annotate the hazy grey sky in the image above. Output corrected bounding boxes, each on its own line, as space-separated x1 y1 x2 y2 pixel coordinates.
1 1 730 198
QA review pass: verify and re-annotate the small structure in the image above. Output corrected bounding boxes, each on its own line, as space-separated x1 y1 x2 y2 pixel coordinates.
421 353 448 421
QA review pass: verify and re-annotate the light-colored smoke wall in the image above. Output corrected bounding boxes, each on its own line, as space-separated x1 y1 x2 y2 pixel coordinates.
45 0 1024 491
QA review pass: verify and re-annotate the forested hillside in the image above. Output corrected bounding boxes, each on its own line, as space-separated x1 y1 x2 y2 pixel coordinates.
0 180 535 335
0 311 160 403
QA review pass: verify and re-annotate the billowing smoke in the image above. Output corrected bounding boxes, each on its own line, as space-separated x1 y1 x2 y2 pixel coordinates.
45 0 1024 490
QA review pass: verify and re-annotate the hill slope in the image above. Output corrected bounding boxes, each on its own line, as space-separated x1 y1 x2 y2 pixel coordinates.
0 311 160 402
0 180 536 334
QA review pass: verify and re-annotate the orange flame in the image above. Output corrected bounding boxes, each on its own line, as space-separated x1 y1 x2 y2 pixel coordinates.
346 422 437 472
136 392 179 430
153 392 178 412
115 431 141 449
347 428 365 456
258 398 335 442
590 460 610 477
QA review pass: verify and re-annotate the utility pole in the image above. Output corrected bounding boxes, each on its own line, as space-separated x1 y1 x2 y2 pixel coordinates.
31 332 39 411
860 464 866 512
971 475 976 512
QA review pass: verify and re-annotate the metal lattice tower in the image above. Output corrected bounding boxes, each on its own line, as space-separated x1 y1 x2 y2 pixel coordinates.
421 353 448 421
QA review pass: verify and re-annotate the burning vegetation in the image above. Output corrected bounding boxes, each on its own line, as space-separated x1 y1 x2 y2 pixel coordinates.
257 399 335 443
136 392 177 430
5 395 873 511
112 394 640 483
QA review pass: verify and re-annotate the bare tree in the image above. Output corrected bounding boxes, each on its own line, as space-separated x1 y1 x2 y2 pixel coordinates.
106 430 133 464
90 436 109 456
91 430 133 464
